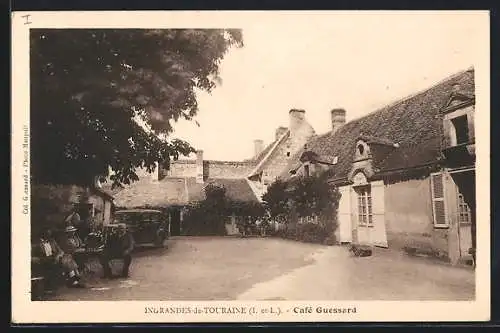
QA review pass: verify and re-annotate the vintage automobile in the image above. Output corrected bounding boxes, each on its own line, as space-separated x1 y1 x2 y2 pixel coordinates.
112 209 168 248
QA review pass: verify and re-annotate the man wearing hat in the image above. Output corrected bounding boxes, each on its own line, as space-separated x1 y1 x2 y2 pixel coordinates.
99 223 135 279
64 204 82 228
58 225 87 273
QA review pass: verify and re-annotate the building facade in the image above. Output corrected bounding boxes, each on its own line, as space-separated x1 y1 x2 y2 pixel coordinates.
281 68 476 265
112 108 318 236
31 183 114 236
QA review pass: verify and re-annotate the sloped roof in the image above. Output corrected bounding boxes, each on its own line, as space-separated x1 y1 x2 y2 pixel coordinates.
113 177 189 208
248 130 291 177
280 68 475 182
251 139 278 164
113 176 259 209
200 178 260 203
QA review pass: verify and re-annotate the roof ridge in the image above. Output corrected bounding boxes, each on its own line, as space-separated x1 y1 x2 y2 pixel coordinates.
247 129 291 177
345 67 474 125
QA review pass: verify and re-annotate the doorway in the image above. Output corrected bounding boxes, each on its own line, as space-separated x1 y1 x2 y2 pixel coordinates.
170 209 181 236
450 169 476 260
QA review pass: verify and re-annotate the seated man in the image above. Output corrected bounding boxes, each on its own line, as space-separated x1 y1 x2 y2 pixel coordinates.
99 224 135 279
32 228 65 291
33 227 84 289
58 225 87 272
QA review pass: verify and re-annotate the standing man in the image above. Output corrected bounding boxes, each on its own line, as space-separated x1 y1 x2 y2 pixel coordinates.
99 224 135 279
64 204 82 229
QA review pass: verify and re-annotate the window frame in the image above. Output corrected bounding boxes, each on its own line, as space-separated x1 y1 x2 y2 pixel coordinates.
355 185 373 228
457 192 472 226
451 114 470 145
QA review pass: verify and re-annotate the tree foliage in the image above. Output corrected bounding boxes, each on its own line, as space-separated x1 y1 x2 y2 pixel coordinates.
261 178 290 219
31 29 243 187
264 174 341 225
181 183 228 236
290 174 341 218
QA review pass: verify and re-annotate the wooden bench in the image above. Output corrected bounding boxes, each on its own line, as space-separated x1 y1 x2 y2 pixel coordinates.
73 247 104 275
31 276 45 300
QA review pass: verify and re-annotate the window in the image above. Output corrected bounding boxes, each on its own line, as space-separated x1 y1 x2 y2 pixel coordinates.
357 144 365 155
355 186 373 226
286 151 291 157
431 172 448 227
304 164 310 177
451 115 469 145
457 193 471 225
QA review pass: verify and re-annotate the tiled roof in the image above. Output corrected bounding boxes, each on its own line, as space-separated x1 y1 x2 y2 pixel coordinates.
113 176 259 209
280 68 475 182
113 177 189 208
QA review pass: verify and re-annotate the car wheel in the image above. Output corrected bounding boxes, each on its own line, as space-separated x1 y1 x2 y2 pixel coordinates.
154 233 165 248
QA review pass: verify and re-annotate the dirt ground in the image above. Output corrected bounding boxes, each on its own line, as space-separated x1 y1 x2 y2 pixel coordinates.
45 237 475 301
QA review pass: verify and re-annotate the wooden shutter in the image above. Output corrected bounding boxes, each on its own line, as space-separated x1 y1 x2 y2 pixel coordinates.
431 172 448 227
370 181 388 248
337 186 352 243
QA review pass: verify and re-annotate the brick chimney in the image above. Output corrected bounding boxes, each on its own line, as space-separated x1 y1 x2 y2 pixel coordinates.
289 109 306 137
331 108 346 134
254 139 264 158
195 150 204 183
275 126 288 141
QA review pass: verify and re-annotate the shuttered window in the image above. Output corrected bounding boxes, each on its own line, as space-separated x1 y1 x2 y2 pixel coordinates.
431 172 448 227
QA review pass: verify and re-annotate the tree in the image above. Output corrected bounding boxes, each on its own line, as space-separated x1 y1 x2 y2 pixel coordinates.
182 183 228 236
30 29 243 187
291 174 341 220
262 178 290 220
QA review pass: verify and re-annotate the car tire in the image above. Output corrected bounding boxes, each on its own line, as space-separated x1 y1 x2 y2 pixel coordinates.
154 233 166 248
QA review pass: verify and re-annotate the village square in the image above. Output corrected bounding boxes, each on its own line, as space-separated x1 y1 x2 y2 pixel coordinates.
27 23 478 302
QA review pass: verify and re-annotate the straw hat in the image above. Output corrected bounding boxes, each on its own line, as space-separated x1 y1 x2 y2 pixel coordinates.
65 225 77 233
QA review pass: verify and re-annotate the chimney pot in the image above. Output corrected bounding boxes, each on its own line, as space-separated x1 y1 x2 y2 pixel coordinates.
289 108 306 137
196 150 204 183
254 139 264 158
331 108 346 134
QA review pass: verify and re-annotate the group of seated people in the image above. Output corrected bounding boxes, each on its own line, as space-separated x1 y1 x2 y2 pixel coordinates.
32 218 136 294
32 225 88 289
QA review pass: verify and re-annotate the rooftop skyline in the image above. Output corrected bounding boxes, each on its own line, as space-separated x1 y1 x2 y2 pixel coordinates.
167 13 483 161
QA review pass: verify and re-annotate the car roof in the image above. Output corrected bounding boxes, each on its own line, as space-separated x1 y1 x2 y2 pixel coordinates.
115 209 162 214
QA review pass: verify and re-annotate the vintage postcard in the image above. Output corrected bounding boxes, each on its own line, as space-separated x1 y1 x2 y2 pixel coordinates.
11 10 490 323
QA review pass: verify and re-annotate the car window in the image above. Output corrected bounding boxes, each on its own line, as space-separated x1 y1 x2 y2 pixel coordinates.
114 211 163 225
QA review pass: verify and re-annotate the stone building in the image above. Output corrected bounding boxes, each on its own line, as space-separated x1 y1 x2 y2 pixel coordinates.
281 68 476 265
111 107 319 236
247 109 316 199
31 182 114 235
112 150 260 236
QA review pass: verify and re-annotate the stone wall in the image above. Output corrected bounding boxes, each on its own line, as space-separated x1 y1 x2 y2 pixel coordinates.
205 161 254 179
166 161 198 178
164 160 254 179
261 125 315 185
384 178 451 261
31 184 112 237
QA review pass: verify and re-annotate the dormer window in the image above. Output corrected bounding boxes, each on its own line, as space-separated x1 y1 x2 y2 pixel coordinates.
357 144 364 155
451 115 469 145
441 92 475 151
354 140 370 161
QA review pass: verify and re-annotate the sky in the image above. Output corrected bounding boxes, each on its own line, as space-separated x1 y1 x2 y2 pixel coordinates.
169 12 486 161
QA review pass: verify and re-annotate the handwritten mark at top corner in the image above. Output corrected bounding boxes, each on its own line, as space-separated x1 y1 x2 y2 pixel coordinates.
22 14 32 25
